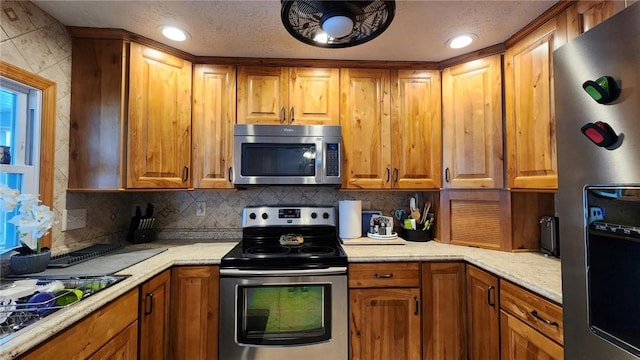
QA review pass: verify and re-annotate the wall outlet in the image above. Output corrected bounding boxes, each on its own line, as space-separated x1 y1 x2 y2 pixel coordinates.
196 201 206 217
62 208 87 231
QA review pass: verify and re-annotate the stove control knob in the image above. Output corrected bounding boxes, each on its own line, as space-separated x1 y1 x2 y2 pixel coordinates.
323 212 330 219
261 213 269 220
311 212 317 219
249 212 257 220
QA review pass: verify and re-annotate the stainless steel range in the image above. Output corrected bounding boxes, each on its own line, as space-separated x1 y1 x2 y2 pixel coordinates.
219 206 348 360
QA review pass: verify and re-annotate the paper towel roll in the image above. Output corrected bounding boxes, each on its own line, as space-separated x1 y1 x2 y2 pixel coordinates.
339 200 362 239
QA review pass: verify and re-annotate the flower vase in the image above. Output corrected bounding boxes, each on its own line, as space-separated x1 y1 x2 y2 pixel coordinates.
10 249 51 275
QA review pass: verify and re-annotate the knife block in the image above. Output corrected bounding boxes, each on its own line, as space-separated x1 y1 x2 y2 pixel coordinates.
127 229 155 244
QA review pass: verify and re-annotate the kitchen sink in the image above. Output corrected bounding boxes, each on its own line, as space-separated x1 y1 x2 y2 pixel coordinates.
0 275 127 340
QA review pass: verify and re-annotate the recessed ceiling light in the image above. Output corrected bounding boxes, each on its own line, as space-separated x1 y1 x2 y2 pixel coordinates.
446 34 477 49
161 26 188 42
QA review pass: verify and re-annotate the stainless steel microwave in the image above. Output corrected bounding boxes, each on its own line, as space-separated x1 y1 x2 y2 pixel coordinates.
232 124 342 186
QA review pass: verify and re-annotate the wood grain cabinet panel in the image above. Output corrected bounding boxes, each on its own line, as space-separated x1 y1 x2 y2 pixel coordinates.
341 68 440 189
170 266 219 360
127 42 192 188
349 288 421 360
442 55 503 189
139 270 171 360
422 262 466 360
467 265 500 360
500 311 564 360
566 0 628 40
20 290 138 360
505 18 566 189
237 66 339 125
192 64 236 189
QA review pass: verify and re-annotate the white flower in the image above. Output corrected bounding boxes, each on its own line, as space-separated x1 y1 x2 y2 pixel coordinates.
0 184 57 251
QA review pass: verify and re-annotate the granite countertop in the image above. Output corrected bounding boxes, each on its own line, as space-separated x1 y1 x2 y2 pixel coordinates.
0 238 562 358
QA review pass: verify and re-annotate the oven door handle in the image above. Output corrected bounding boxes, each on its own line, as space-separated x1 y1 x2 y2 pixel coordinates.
220 267 347 276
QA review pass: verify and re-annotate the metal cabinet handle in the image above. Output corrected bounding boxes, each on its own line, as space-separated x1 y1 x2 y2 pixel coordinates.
386 167 390 182
290 106 295 124
374 273 394 279
144 293 154 315
414 296 419 315
280 106 286 124
531 310 559 327
445 167 450 182
487 285 495 307
393 168 399 183
228 167 233 182
183 165 189 182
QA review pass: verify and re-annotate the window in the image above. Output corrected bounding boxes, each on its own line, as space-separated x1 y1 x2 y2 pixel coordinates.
0 77 42 252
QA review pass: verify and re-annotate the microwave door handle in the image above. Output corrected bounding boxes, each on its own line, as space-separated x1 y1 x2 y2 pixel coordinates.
280 106 286 124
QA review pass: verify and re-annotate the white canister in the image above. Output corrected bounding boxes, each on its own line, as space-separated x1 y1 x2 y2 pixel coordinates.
338 200 362 239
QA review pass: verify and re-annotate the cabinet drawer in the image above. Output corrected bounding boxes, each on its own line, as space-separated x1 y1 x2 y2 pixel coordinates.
349 263 420 288
500 280 563 345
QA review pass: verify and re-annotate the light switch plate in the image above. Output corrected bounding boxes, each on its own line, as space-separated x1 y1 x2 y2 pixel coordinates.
62 209 87 231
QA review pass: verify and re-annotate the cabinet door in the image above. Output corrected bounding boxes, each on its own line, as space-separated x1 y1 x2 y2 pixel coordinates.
467 265 499 360
340 68 391 189
127 42 192 188
505 19 565 189
442 55 503 189
192 64 236 189
139 270 171 360
422 263 466 360
237 66 287 124
566 0 627 40
500 311 564 360
349 288 421 360
88 321 138 360
170 266 219 360
391 70 441 189
289 67 340 125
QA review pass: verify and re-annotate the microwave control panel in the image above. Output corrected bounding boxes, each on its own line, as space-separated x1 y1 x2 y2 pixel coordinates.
326 143 340 177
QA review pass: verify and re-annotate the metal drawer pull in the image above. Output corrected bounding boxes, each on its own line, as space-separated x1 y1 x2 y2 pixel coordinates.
144 293 154 315
394 168 399 183
183 165 189 182
487 285 495 307
228 167 233 182
531 310 559 327
385 167 390 182
374 273 394 279
414 296 419 315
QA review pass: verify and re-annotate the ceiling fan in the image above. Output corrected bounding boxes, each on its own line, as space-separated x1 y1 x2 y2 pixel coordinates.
281 0 396 48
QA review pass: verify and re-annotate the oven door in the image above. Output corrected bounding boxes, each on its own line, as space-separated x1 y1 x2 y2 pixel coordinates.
219 268 348 360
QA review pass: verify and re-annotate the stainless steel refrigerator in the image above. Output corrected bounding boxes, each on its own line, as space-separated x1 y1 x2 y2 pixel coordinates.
554 3 640 359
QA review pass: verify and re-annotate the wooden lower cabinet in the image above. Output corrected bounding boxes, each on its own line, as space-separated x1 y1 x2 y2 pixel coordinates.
170 266 220 360
500 311 564 360
139 270 171 360
20 290 139 360
348 262 421 360
422 262 466 360
466 265 500 360
88 321 138 360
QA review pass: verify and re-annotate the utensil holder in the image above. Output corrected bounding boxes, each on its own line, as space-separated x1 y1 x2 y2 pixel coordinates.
401 228 431 242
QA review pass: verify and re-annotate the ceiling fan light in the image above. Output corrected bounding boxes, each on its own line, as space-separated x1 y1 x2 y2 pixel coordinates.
321 15 354 38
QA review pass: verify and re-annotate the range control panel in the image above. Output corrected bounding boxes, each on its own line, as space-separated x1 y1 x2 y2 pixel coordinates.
242 206 335 227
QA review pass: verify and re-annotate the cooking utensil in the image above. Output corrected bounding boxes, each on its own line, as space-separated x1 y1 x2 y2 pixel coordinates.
420 201 432 224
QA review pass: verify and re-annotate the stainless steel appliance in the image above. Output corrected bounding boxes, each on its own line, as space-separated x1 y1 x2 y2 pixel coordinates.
554 4 640 359
219 206 348 360
232 124 342 186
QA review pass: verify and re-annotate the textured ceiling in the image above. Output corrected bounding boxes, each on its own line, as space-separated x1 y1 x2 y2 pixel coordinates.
31 0 558 62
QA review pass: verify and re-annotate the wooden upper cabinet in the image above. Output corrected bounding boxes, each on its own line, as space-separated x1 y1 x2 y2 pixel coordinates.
391 70 442 189
237 66 339 125
566 0 628 40
504 18 566 190
341 68 440 190
192 64 236 189
127 42 192 188
442 55 503 189
340 68 391 189
467 265 500 360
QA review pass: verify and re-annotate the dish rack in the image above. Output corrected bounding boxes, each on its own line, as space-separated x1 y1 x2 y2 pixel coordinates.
0 275 125 339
